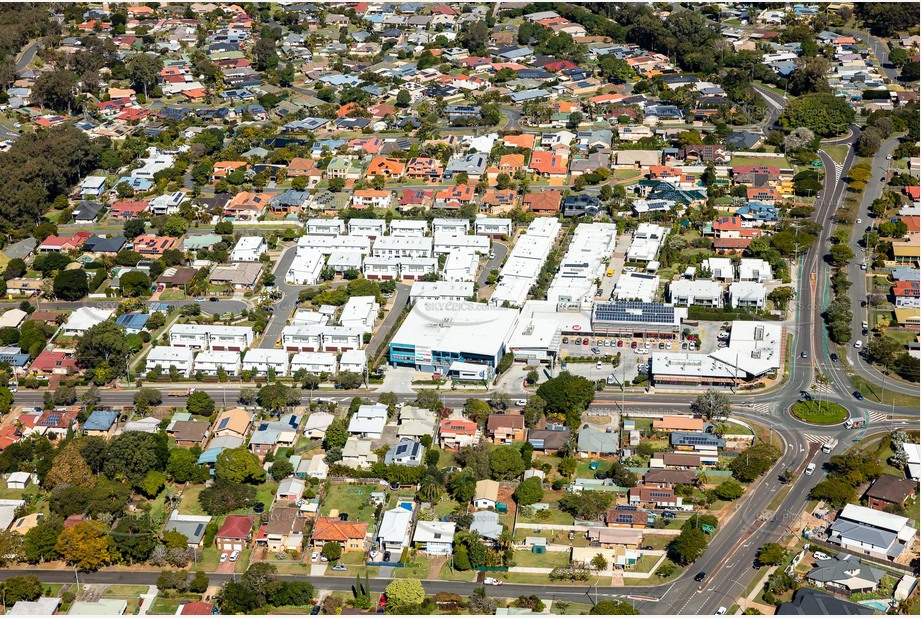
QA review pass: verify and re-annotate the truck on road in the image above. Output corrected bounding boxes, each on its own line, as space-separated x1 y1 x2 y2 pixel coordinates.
844 418 866 429
168 388 197 396
821 438 838 453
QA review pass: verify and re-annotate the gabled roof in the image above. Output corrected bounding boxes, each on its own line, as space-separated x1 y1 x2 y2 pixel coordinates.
216 515 254 539
312 516 368 542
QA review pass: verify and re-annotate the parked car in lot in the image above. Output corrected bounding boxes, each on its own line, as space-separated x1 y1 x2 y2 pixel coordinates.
582 338 589 345
617 340 624 347
220 553 228 563
630 341 638 348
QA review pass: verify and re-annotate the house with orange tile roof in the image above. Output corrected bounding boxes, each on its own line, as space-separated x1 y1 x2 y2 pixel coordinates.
38 232 92 253
212 161 248 181
348 137 384 155
746 187 781 204
893 280 920 308
522 191 562 215
405 157 443 182
310 517 369 553
652 416 705 432
133 235 178 257
368 104 397 119
503 134 535 150
550 100 580 114
337 102 358 118
528 151 568 178
481 189 518 212
286 158 323 186
351 189 392 210
182 88 209 102
438 417 480 450
712 216 763 240
365 157 405 180
498 154 525 175
434 184 475 210
30 349 80 376
223 191 272 221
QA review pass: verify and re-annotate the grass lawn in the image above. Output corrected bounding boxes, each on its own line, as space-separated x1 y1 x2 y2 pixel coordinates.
434 498 460 517
576 459 611 478
392 556 430 578
320 483 380 523
249 481 280 513
851 375 921 408
148 597 187 615
340 550 367 566
640 535 673 551
823 145 849 165
159 289 187 301
177 485 207 516
551 601 595 615
437 450 457 468
105 585 150 596
622 560 683 586
790 400 849 425
514 550 570 569
627 417 653 430
439 562 478 581
630 554 660 573
518 508 575 525
885 331 917 347
198 547 222 572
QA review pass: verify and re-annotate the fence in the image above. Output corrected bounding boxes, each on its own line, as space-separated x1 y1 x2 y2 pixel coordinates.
804 538 917 576
366 561 404 568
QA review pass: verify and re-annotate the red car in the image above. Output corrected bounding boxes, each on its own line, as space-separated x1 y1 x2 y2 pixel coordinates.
630 341 638 349
379 594 387 608
582 338 589 345
617 340 624 347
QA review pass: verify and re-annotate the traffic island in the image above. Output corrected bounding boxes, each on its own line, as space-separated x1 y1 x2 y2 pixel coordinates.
788 400 849 425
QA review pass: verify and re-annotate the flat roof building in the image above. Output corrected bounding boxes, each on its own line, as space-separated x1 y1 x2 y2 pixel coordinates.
390 301 518 372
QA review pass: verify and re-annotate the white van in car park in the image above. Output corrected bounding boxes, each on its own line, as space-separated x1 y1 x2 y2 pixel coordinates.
805 463 816 475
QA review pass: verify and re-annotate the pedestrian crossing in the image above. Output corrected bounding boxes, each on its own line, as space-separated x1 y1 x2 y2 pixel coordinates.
868 411 888 424
832 163 844 179
803 433 832 444
747 403 774 414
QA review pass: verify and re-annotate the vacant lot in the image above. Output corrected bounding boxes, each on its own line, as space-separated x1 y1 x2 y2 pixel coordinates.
320 483 379 523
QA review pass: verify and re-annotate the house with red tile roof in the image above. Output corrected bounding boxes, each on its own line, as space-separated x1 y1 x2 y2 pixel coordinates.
365 157 405 179
38 232 92 253
30 349 80 376
498 154 525 175
215 515 255 553
405 157 443 182
179 602 214 615
628 486 682 508
399 189 433 209
712 216 763 239
109 200 148 219
905 185 920 201
522 191 562 215
438 418 480 449
481 189 517 212
746 187 781 204
528 151 568 178
133 235 178 257
434 184 474 209
893 280 921 308
224 191 271 220
348 137 384 155
502 134 535 150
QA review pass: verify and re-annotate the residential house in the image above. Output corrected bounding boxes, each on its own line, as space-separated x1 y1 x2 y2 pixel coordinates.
527 427 571 454
249 414 301 458
215 515 255 553
377 507 413 553
473 479 500 510
827 503 916 560
777 587 874 615
863 475 916 511
164 513 212 549
807 554 885 595
384 439 424 466
486 414 526 445
275 478 306 503
230 236 267 262
193 350 241 376
470 510 503 541
242 349 289 376
341 437 375 469
347 403 388 439
577 425 619 456
628 486 682 509
261 506 305 552
168 419 210 448
311 517 368 553
365 157 405 179
83 409 119 437
412 520 455 556
522 191 562 215
438 417 479 449
212 408 254 441
352 189 392 210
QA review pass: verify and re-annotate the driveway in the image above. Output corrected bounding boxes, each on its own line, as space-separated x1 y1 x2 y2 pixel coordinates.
477 241 509 287
365 283 410 360
259 245 301 349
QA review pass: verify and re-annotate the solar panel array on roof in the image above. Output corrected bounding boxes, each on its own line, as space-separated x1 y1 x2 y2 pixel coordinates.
616 505 637 512
593 301 676 324
615 514 634 524
676 434 718 445
217 418 230 430
41 414 60 426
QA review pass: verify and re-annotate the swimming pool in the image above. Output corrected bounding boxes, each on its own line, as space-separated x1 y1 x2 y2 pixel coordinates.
858 600 891 612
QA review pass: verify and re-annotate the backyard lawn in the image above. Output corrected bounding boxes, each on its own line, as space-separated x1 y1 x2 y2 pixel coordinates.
392 556 430 578
514 550 571 569
517 507 575 526
177 485 207 516
320 483 380 523
105 585 150 597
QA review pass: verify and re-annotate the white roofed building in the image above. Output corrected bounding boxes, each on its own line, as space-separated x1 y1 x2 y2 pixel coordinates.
242 349 290 376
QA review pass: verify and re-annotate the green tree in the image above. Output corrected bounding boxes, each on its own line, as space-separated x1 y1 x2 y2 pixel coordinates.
590 600 639 615
23 516 63 563
126 53 164 97
167 448 209 484
324 418 349 450
779 93 855 137
756 542 786 566
199 479 256 515
536 372 595 428
828 243 854 266
512 476 543 506
321 541 342 562
103 431 168 483
690 389 731 421
667 526 708 565
0 575 42 605
269 457 294 480
489 445 525 480
111 515 158 563
74 322 130 375
384 578 425 608
52 269 88 301
216 447 266 484
186 391 215 416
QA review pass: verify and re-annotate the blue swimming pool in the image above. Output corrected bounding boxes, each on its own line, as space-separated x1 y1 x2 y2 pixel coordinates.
858 600 890 612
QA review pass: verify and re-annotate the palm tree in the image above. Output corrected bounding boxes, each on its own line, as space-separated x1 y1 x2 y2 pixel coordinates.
497 529 514 552
418 475 443 503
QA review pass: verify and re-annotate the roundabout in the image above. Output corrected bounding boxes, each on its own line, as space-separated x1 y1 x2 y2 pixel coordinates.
788 400 850 425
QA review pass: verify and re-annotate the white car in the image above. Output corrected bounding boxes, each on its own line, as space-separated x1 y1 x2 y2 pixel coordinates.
856 218 862 224
514 399 527 406
483 578 503 586
220 553 228 563
311 551 320 562
854 340 863 349
716 607 727 615
229 550 240 562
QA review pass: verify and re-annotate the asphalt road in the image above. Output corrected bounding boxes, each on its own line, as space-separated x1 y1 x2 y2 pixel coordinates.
752 83 787 132
15 40 39 73
258 244 301 349
477 239 509 287
366 282 410 360
866 34 901 82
